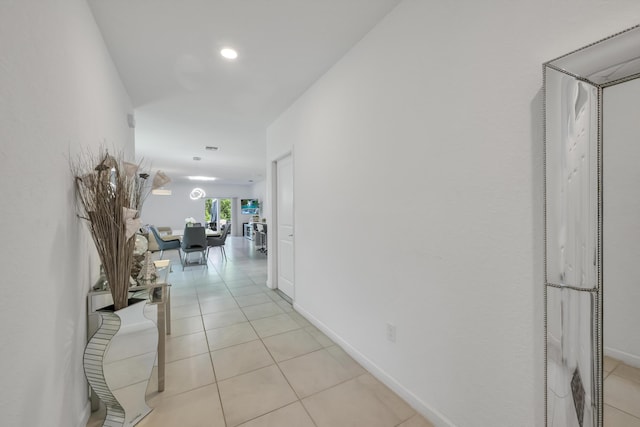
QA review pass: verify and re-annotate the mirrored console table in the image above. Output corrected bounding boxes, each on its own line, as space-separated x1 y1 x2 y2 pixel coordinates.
87 259 172 410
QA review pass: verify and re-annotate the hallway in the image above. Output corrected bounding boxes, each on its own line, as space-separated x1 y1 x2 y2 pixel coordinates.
88 237 433 427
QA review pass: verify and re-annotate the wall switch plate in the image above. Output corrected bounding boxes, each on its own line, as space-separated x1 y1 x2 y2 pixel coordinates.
386 323 396 343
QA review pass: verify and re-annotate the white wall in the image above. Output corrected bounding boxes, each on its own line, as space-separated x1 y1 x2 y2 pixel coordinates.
141 181 254 233
266 1 640 426
0 1 134 426
603 78 640 367
251 179 267 215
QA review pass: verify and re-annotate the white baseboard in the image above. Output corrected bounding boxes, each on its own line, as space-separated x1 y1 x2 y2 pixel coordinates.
604 347 640 369
293 303 456 427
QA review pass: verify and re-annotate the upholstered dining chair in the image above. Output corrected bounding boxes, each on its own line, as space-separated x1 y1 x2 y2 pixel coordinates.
206 223 231 261
180 226 208 270
149 226 181 259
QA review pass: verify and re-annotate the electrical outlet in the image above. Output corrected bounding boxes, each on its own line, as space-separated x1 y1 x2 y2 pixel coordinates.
386 323 396 343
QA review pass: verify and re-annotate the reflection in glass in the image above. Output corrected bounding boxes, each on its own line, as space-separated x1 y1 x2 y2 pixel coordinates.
601 79 640 423
547 287 596 427
550 26 640 86
545 68 598 289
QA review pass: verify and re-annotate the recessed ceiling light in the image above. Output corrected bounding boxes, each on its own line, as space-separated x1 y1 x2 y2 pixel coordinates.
187 176 217 181
220 48 238 60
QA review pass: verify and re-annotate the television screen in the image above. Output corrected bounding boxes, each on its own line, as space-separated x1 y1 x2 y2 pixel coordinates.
241 199 259 215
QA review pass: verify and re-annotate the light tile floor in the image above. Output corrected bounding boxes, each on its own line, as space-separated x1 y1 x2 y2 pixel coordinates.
604 356 640 426
88 237 433 427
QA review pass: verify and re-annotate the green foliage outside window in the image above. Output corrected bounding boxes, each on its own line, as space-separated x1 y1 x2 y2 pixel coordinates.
220 199 231 220
204 198 231 223
204 198 213 222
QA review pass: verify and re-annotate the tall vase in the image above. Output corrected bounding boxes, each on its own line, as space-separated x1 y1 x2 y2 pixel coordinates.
84 298 158 426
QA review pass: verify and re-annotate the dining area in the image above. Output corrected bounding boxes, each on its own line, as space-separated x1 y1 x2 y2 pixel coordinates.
147 222 232 269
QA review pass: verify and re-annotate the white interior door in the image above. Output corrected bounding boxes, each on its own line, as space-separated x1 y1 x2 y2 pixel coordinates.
276 154 294 299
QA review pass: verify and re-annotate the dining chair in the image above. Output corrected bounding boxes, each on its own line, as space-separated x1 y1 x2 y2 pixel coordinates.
180 226 207 270
206 223 231 261
149 226 181 259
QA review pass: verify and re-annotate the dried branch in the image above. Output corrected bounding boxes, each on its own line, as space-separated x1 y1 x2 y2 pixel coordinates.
71 147 150 310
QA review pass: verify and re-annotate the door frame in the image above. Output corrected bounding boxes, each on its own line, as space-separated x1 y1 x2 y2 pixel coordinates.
269 151 294 300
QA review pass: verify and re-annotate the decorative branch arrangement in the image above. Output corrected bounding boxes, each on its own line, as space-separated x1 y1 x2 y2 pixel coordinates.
72 148 152 310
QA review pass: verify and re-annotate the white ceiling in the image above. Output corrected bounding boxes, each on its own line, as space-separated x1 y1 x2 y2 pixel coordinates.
87 0 401 185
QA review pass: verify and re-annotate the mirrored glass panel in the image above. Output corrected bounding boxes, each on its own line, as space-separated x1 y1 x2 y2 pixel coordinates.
602 78 640 422
545 67 598 289
547 286 597 427
549 25 640 86
545 23 640 427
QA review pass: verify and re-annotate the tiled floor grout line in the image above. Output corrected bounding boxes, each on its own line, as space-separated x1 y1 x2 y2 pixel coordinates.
604 403 640 421
228 285 373 427
226 309 295 427
239 296 321 427
601 357 640 424
208 253 262 426
201 252 236 427
207 252 280 427
248 319 382 427
209 258 306 425
197 291 228 427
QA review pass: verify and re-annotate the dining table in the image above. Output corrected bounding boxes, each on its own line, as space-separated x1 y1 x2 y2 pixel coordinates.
172 228 221 237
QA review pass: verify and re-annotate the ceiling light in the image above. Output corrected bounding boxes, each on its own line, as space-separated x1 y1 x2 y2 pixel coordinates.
193 156 201 161
220 48 238 60
190 188 206 200
151 189 172 196
187 176 217 181
205 146 219 151
152 170 171 189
